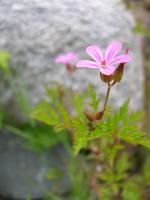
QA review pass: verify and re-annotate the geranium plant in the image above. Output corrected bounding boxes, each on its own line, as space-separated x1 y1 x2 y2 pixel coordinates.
31 42 150 200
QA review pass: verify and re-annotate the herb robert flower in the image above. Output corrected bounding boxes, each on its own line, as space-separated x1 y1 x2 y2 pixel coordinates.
76 42 131 75
54 52 77 64
54 52 77 73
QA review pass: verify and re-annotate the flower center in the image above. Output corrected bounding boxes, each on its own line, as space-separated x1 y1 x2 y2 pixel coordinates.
101 59 106 67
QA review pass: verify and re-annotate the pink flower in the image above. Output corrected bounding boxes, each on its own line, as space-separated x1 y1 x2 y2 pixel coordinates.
54 52 77 64
76 42 131 75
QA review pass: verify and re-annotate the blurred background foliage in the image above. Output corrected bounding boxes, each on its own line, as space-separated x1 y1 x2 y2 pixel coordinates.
1 0 150 199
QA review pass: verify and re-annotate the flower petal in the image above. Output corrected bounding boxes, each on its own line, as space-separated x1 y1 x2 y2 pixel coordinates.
100 66 115 75
65 52 77 61
54 52 77 64
54 55 65 63
110 54 132 65
105 42 122 63
86 45 103 63
76 60 99 69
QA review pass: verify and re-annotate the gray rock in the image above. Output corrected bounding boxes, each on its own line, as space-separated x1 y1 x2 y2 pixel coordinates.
0 0 144 112
0 130 70 199
0 0 144 199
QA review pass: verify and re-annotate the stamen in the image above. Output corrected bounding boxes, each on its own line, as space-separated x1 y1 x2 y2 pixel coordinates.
101 59 106 67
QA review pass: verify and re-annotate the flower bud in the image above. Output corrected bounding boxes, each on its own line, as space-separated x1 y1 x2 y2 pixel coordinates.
112 63 124 82
112 49 129 82
100 72 113 83
65 63 75 73
84 111 95 122
95 111 104 120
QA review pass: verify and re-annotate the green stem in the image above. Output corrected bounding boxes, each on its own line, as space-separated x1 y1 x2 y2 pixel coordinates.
103 83 111 112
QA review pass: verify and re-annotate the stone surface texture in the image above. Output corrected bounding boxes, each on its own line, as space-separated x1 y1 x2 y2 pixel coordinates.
0 0 144 113
0 130 70 199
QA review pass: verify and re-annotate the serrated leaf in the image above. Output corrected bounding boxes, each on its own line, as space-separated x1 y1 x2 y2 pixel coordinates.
31 101 59 125
73 133 88 155
54 122 72 132
87 85 101 112
120 130 150 149
57 104 70 123
72 92 86 114
87 128 106 140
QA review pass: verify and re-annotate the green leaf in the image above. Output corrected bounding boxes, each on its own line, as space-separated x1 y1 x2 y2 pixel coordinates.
87 85 101 112
100 170 117 184
87 123 106 140
119 130 150 149
57 104 70 123
116 153 130 176
46 85 61 103
122 180 142 200
54 122 71 132
68 156 91 200
31 101 59 125
72 92 86 115
7 124 69 152
73 133 88 155
118 100 129 119
69 117 89 155
99 187 112 200
103 100 150 149
0 51 11 75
